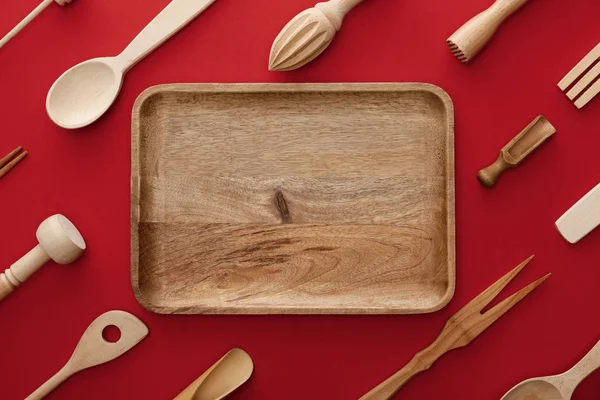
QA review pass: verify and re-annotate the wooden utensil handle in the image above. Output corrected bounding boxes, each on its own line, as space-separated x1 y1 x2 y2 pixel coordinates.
489 0 530 21
478 154 511 187
26 365 73 400
117 0 216 72
359 344 441 400
0 274 15 301
565 340 600 388
0 0 53 49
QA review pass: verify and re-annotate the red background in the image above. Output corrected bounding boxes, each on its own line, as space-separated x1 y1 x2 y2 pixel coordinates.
1 0 600 399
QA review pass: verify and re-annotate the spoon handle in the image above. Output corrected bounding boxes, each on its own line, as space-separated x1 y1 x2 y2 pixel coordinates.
564 340 600 391
26 364 74 400
117 0 217 72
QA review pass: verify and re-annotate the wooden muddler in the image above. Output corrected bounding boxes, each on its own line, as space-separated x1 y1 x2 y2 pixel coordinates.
0 214 85 301
477 116 555 187
447 0 531 63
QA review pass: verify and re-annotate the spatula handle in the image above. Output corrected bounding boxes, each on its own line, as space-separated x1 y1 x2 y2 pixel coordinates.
117 0 216 72
478 154 511 187
26 364 73 400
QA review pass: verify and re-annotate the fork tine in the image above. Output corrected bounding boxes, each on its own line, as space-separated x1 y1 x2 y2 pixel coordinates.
575 78 600 109
462 255 535 315
566 61 600 100
559 42 600 91
481 272 550 322
0 146 22 169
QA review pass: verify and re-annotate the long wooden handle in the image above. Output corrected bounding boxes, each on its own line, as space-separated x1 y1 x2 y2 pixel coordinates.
0 245 51 301
489 0 531 21
564 340 600 391
478 154 511 187
26 364 74 400
0 0 53 49
117 0 216 72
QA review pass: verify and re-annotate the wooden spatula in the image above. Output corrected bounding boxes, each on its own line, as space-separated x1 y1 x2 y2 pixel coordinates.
556 182 600 244
559 42 600 109
501 340 600 400
174 348 254 400
478 116 556 187
26 311 149 400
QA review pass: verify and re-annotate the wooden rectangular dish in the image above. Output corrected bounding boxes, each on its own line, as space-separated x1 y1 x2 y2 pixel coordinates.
131 83 455 314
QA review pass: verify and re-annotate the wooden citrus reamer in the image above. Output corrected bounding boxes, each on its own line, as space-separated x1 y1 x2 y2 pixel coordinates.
0 214 85 301
0 0 73 50
269 0 366 71
360 256 550 400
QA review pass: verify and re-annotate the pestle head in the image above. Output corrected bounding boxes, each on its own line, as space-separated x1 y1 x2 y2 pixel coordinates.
36 214 86 264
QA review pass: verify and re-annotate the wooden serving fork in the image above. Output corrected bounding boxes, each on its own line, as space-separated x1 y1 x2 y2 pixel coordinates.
360 256 550 400
559 42 600 109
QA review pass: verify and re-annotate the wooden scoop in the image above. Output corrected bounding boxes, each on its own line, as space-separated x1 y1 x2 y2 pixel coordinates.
501 340 600 400
269 0 365 71
26 311 149 400
478 116 555 188
174 348 253 400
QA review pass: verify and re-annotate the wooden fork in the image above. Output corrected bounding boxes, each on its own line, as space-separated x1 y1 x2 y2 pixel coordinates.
559 42 600 109
359 255 550 400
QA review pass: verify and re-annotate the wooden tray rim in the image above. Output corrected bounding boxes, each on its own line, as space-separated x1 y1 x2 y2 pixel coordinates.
131 82 456 315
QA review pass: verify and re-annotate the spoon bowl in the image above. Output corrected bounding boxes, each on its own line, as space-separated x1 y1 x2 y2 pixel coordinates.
46 58 123 129
501 379 564 400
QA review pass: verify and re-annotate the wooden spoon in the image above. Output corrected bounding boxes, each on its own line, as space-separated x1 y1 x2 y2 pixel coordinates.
501 340 600 400
269 0 365 71
26 311 149 400
174 348 254 400
478 116 555 187
46 0 216 129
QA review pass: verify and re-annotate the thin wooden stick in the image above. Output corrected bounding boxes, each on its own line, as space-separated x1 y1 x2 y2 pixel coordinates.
0 148 28 179
0 0 54 49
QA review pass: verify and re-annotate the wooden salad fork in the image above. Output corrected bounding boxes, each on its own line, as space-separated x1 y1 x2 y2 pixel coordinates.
558 42 600 109
360 256 550 400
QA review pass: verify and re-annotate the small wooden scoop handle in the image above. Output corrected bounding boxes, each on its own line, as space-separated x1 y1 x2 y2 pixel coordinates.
26 365 74 400
478 154 511 187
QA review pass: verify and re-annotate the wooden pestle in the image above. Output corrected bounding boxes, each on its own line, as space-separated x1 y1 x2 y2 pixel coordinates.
447 0 531 63
478 116 555 188
0 214 85 301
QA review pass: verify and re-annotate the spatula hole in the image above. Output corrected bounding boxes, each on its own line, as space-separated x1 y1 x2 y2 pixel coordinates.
102 325 121 343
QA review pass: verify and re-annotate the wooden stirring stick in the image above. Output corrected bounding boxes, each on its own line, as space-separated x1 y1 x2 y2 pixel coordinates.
0 0 72 50
359 256 549 400
0 146 28 179
478 116 555 187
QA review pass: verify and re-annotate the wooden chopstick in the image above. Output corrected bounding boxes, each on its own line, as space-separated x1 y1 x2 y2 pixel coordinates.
0 146 28 179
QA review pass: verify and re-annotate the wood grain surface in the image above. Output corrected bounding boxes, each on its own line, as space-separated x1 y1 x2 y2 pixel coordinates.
131 83 455 314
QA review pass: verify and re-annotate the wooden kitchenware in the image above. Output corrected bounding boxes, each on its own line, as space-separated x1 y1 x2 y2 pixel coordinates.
0 146 28 179
477 116 556 187
269 0 365 71
558 42 600 109
556 182 600 244
447 0 530 63
501 340 600 400
26 310 148 400
46 0 217 129
0 214 85 302
0 0 73 50
174 348 254 400
359 256 549 400
131 83 455 315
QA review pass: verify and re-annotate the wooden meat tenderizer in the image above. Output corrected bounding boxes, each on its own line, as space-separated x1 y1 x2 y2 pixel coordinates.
0 0 73 50
447 0 530 63
269 0 365 71
0 214 85 301
478 116 555 188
